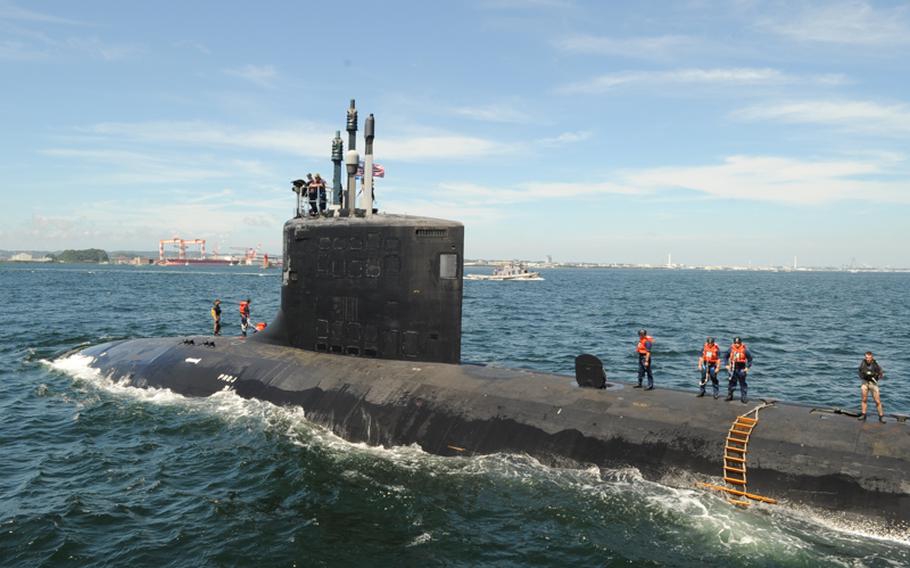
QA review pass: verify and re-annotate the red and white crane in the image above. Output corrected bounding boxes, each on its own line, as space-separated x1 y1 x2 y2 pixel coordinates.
159 238 206 262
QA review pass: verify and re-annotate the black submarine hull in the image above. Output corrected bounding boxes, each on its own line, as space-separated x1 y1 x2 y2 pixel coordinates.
79 336 910 525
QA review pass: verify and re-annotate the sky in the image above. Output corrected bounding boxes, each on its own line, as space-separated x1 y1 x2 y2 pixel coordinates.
1 1 909 267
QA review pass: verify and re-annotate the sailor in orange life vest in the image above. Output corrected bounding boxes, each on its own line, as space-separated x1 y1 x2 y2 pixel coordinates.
697 336 721 398
239 298 252 337
725 336 753 403
634 329 654 390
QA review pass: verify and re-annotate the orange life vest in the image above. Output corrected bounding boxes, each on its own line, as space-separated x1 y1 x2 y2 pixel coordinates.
702 343 719 363
255 322 267 332
636 335 653 354
239 301 250 317
729 343 748 363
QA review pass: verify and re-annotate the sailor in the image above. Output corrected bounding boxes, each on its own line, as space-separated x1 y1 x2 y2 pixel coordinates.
239 298 252 337
211 299 221 336
725 337 753 403
314 173 327 214
857 351 886 423
634 329 654 390
697 336 721 398
305 173 317 216
291 179 307 217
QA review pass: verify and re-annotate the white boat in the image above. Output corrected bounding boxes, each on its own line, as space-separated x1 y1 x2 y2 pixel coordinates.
465 262 544 281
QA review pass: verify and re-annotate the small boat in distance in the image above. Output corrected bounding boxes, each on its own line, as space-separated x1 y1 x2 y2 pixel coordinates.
465 262 544 281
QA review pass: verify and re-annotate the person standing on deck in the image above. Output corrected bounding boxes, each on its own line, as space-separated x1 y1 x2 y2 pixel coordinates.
634 329 654 390
211 299 222 336
725 337 753 403
857 351 886 423
239 298 252 337
697 336 721 399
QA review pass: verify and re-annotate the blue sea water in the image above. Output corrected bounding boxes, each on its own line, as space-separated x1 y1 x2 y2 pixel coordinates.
1 263 908 567
465 268 909 414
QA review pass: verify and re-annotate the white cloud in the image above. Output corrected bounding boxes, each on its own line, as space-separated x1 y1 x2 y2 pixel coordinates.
12 153 908 250
383 197 506 225
622 155 909 204
173 40 211 55
481 0 574 9
224 64 278 88
412 179 645 210
539 130 591 146
243 214 276 227
383 179 641 225
414 154 909 209
80 121 508 162
40 147 273 185
733 100 910 135
0 39 46 60
2 189 290 251
0 1 82 25
759 1 910 46
64 37 141 61
0 27 141 61
553 34 698 59
557 68 846 94
84 121 329 156
379 136 504 161
451 103 531 123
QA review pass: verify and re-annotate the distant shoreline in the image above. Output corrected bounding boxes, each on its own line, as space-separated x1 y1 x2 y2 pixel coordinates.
2 258 908 273
466 261 910 273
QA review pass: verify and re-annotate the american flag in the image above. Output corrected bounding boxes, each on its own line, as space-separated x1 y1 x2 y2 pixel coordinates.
356 161 385 178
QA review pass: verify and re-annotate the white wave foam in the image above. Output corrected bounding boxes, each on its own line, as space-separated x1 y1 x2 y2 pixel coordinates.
406 532 433 547
48 352 213 402
779 502 910 547
46 353 104 382
656 469 910 555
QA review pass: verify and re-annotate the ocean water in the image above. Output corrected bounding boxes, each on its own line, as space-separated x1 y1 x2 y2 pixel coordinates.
2 264 908 567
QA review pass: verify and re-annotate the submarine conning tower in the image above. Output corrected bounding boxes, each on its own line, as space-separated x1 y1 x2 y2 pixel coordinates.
260 100 465 364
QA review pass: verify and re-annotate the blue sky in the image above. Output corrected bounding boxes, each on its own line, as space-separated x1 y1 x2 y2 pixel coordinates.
1 1 909 266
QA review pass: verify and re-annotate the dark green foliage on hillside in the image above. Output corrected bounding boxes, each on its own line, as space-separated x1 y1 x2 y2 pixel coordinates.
49 249 110 263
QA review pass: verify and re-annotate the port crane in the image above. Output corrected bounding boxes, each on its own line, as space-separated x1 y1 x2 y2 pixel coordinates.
159 238 206 262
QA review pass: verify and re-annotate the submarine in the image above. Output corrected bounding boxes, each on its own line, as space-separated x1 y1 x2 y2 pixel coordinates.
78 100 909 527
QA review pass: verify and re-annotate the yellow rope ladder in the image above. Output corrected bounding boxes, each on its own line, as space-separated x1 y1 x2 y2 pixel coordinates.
699 402 778 507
